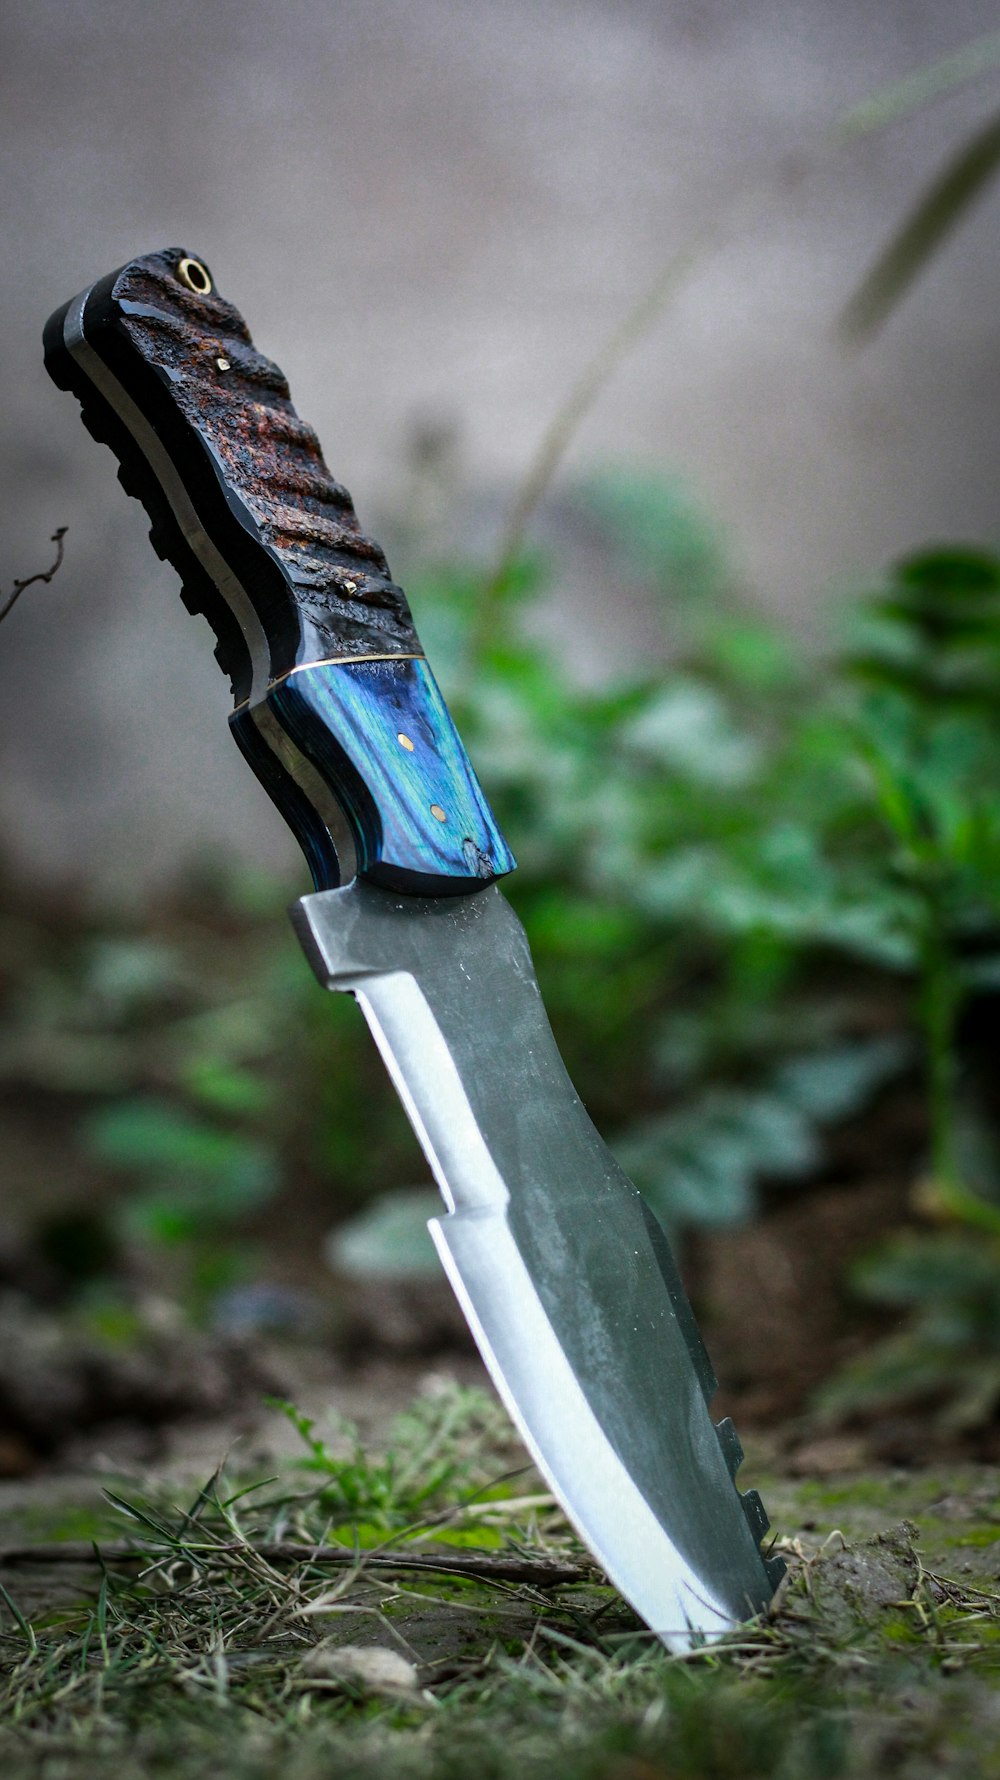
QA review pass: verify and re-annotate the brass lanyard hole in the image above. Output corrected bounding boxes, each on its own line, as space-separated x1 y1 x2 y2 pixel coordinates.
177 256 213 296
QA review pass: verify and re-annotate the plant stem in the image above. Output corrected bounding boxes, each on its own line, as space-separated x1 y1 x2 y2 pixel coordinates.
916 892 1000 1235
918 894 961 1194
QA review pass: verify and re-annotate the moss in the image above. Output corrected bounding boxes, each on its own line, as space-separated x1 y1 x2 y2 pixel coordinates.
5 1424 1000 1779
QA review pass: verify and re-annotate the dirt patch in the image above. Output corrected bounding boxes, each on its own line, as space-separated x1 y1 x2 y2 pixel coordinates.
785 1520 921 1644
698 1173 915 1425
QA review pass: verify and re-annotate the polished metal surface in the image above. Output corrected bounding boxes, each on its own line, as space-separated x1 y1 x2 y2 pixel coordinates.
293 878 782 1649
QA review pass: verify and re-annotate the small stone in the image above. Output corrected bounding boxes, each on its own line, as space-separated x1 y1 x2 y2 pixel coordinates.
300 1642 418 1696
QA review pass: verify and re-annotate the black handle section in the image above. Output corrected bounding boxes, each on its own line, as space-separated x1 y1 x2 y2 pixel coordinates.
43 247 421 704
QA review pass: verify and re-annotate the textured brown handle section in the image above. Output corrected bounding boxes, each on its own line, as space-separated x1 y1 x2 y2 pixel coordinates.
46 247 515 892
111 249 420 667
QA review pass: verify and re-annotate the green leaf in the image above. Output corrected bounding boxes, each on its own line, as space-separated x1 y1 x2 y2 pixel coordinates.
86 1100 256 1178
85 1100 278 1234
837 31 1000 139
621 680 762 788
617 1087 819 1230
618 1032 912 1232
179 1056 273 1116
773 1038 910 1122
841 109 1000 341
575 465 728 603
697 617 799 693
328 1189 443 1279
0 1581 36 1650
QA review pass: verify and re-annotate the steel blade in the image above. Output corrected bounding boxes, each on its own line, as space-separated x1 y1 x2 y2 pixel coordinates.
293 879 782 1649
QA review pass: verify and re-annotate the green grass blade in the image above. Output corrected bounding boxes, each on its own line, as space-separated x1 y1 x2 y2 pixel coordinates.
0 1580 37 1652
840 109 1000 340
838 30 1000 139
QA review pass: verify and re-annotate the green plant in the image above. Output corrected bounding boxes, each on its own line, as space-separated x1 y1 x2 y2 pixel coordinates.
842 547 1000 1223
268 1383 517 1532
13 503 991 1249
804 549 1000 1421
6 470 1000 1431
816 1230 1000 1431
383 489 948 1250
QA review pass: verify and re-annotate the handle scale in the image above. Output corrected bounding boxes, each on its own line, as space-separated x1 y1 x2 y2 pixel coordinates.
44 247 514 894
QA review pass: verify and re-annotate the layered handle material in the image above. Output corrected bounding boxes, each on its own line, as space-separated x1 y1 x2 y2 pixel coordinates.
44 247 514 894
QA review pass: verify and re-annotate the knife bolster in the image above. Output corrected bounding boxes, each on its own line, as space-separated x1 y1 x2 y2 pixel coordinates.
231 657 516 895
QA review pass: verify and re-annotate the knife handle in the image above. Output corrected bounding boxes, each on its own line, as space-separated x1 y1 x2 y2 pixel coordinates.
43 246 514 895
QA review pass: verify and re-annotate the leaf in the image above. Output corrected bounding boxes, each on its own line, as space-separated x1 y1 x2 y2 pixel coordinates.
179 1057 273 1116
616 1087 819 1230
840 109 1000 341
851 1232 1000 1309
896 547 1000 598
817 1226 1000 1425
85 1100 278 1235
837 31 1000 139
327 1188 443 1279
619 1035 911 1232
0 1581 36 1650
621 680 762 788
697 617 799 694
86 1100 263 1182
773 1038 910 1122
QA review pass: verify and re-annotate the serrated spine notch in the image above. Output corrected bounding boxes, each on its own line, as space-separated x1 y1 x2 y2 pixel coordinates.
740 1487 770 1545
714 1414 745 1479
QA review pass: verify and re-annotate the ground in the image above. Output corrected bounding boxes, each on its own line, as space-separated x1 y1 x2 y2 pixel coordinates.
2 1360 1000 1780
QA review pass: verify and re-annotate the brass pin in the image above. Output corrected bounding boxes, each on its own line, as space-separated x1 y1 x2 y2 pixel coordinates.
430 804 447 823
177 257 213 296
397 733 415 752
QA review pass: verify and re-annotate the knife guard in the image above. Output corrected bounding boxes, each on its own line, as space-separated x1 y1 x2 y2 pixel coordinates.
44 246 514 896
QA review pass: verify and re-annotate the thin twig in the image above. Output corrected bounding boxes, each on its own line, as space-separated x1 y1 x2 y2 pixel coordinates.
0 1541 590 1588
0 528 67 628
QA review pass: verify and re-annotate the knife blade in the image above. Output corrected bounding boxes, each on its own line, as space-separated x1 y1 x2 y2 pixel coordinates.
43 247 783 1648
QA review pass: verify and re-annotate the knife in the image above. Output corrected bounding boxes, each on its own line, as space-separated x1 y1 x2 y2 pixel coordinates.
43 247 783 1648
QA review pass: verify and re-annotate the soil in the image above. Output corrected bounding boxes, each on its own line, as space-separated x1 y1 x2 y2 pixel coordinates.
0 1125 956 1481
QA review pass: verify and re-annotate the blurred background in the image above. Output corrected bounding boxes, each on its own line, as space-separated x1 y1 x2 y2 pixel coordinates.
2 0 1000 1475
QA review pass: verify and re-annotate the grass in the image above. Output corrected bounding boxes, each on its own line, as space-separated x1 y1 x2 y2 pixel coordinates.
3 1385 1000 1778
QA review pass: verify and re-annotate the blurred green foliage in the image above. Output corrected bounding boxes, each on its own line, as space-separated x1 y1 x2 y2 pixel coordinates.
428 499 1000 1245
3 469 1000 1420
268 1381 515 1534
816 1229 1000 1433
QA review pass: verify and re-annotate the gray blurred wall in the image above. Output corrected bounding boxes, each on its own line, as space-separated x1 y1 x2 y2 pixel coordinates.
3 0 999 893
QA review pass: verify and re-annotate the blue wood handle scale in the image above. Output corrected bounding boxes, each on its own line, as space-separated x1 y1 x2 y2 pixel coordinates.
43 247 515 895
